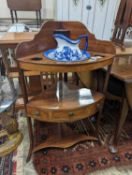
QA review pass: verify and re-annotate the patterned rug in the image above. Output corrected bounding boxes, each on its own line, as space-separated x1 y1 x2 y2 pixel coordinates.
33 103 132 175
0 154 14 175
0 104 132 175
0 114 14 175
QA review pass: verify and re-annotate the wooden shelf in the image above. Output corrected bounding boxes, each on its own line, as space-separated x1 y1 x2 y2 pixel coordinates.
27 82 104 123
27 82 101 153
33 123 98 153
9 70 40 78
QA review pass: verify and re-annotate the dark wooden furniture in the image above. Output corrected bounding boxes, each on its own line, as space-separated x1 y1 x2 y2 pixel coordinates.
0 32 40 109
0 32 37 78
16 21 115 161
112 0 132 46
110 0 132 152
7 0 42 26
80 45 132 153
108 52 132 153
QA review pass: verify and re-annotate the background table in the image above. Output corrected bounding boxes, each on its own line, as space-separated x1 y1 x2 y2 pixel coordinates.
109 51 132 153
0 32 40 109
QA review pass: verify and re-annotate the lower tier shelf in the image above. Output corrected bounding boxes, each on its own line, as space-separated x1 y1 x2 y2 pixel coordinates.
32 123 98 153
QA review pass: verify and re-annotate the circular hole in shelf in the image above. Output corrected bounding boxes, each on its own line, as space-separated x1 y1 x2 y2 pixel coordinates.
31 57 42 61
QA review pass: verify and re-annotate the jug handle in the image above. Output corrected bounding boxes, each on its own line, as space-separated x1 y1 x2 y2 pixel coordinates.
78 34 88 52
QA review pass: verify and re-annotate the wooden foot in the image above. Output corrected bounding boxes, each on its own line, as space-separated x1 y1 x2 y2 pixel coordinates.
109 98 129 153
109 144 118 154
108 135 118 153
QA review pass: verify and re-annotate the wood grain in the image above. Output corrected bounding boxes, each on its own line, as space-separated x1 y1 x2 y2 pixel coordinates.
16 21 116 59
0 32 37 45
27 82 104 123
111 57 132 82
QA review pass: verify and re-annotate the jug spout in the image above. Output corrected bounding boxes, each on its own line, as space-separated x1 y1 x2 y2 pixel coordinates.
53 34 81 45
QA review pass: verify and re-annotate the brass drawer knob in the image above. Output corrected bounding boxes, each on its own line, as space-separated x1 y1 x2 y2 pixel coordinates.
68 112 74 117
34 111 40 116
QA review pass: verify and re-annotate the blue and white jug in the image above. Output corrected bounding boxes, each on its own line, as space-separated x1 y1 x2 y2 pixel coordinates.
44 34 90 62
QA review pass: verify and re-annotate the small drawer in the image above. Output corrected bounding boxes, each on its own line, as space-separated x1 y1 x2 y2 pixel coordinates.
27 103 98 123
53 107 91 122
27 107 48 121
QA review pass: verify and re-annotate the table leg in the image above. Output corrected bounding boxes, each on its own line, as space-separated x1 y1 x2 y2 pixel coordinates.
109 98 129 153
19 69 34 161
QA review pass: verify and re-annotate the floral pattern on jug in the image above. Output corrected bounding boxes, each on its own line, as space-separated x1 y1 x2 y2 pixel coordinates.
44 34 90 62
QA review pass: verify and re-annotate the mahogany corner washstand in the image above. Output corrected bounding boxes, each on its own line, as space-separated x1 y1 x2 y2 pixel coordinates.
16 21 115 161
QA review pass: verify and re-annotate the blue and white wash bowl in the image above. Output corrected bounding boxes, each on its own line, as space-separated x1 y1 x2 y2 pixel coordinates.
44 34 91 62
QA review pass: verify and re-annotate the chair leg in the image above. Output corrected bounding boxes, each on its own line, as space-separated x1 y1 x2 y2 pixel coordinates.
14 11 18 23
38 10 41 26
10 10 14 23
36 11 39 27
0 58 5 76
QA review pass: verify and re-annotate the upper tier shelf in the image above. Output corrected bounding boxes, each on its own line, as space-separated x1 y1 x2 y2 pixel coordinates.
18 51 114 72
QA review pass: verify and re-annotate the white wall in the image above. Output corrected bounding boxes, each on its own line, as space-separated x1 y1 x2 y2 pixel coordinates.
0 0 121 40
56 0 121 40
0 0 55 19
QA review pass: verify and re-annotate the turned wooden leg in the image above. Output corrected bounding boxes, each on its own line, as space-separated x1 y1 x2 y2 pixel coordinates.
38 10 41 26
10 10 14 23
109 98 129 153
36 11 39 27
125 83 132 109
26 117 34 162
14 11 18 23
